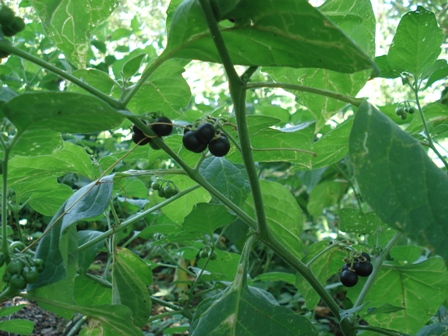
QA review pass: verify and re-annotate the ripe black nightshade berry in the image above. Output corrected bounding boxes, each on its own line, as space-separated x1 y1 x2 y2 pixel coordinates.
341 270 358 287
208 135 230 157
132 131 149 145
354 261 373 277
195 122 215 144
183 131 207 153
152 116 173 137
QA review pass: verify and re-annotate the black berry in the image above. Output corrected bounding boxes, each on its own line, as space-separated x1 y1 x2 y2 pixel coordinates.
0 6 15 27
132 132 149 145
152 116 173 137
183 130 207 153
360 252 371 262
341 270 358 287
208 135 230 157
354 261 373 277
195 123 215 144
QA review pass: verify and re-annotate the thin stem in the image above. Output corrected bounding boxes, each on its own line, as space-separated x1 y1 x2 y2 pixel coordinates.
147 310 183 323
0 42 122 109
412 85 448 170
197 0 269 240
353 232 402 307
78 184 201 252
247 82 364 107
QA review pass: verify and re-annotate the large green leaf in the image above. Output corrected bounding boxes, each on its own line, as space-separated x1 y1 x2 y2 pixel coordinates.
112 247 152 328
165 0 376 74
347 258 448 334
31 176 114 288
244 180 304 259
191 237 318 336
387 6 445 80
0 320 34 335
4 92 124 134
30 0 118 67
161 175 211 224
349 102 448 263
127 59 191 120
183 203 236 235
199 157 250 206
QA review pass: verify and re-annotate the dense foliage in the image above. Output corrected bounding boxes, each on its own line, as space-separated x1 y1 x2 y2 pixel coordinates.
0 0 447 335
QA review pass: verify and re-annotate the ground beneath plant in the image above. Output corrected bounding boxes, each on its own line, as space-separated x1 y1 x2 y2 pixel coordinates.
0 298 68 335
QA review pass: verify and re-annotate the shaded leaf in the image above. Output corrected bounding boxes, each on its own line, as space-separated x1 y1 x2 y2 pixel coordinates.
199 157 251 206
349 102 448 263
165 0 376 74
339 209 383 235
4 92 124 134
347 258 448 334
112 247 152 328
30 0 118 67
244 180 303 260
0 320 34 335
183 203 236 235
387 6 444 79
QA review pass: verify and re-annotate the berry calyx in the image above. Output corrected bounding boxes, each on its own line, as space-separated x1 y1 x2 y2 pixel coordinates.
208 135 230 157
152 116 173 137
341 270 358 287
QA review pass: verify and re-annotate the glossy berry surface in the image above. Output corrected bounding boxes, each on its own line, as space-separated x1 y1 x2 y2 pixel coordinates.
183 131 207 153
360 252 371 262
152 117 173 137
354 261 373 277
132 132 149 145
208 135 230 157
195 123 215 144
341 270 358 287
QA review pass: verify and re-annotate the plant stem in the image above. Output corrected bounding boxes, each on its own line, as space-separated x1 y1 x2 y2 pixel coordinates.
353 232 402 307
147 310 183 323
0 42 122 109
247 82 364 106
1 147 11 263
78 184 201 252
411 85 448 171
197 0 270 240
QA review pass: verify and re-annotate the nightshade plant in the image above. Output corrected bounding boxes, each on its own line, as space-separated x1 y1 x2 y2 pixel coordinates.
0 0 447 335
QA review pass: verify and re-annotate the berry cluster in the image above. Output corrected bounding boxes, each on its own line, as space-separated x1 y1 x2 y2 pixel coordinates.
183 122 230 157
132 116 173 149
1 254 45 290
0 5 26 59
340 252 373 287
151 180 179 199
395 104 416 120
198 245 217 260
0 6 25 36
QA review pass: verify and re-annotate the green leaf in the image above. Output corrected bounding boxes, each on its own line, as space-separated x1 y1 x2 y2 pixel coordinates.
11 130 63 157
192 248 318 336
365 304 405 317
127 59 191 119
30 0 119 67
423 59 448 89
183 203 236 235
75 275 112 306
196 249 240 281
295 241 346 310
122 53 146 80
161 175 211 224
311 118 354 169
253 272 296 286
0 305 27 317
199 157 251 206
4 92 124 134
339 209 383 235
349 102 448 263
70 69 120 96
78 230 106 272
28 184 74 216
244 180 303 260
165 0 376 74
31 176 113 288
387 6 445 79
8 141 95 199
346 258 448 334
0 319 34 335
110 28 133 41
307 181 346 218
112 247 152 328
390 245 423 264
374 55 399 78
